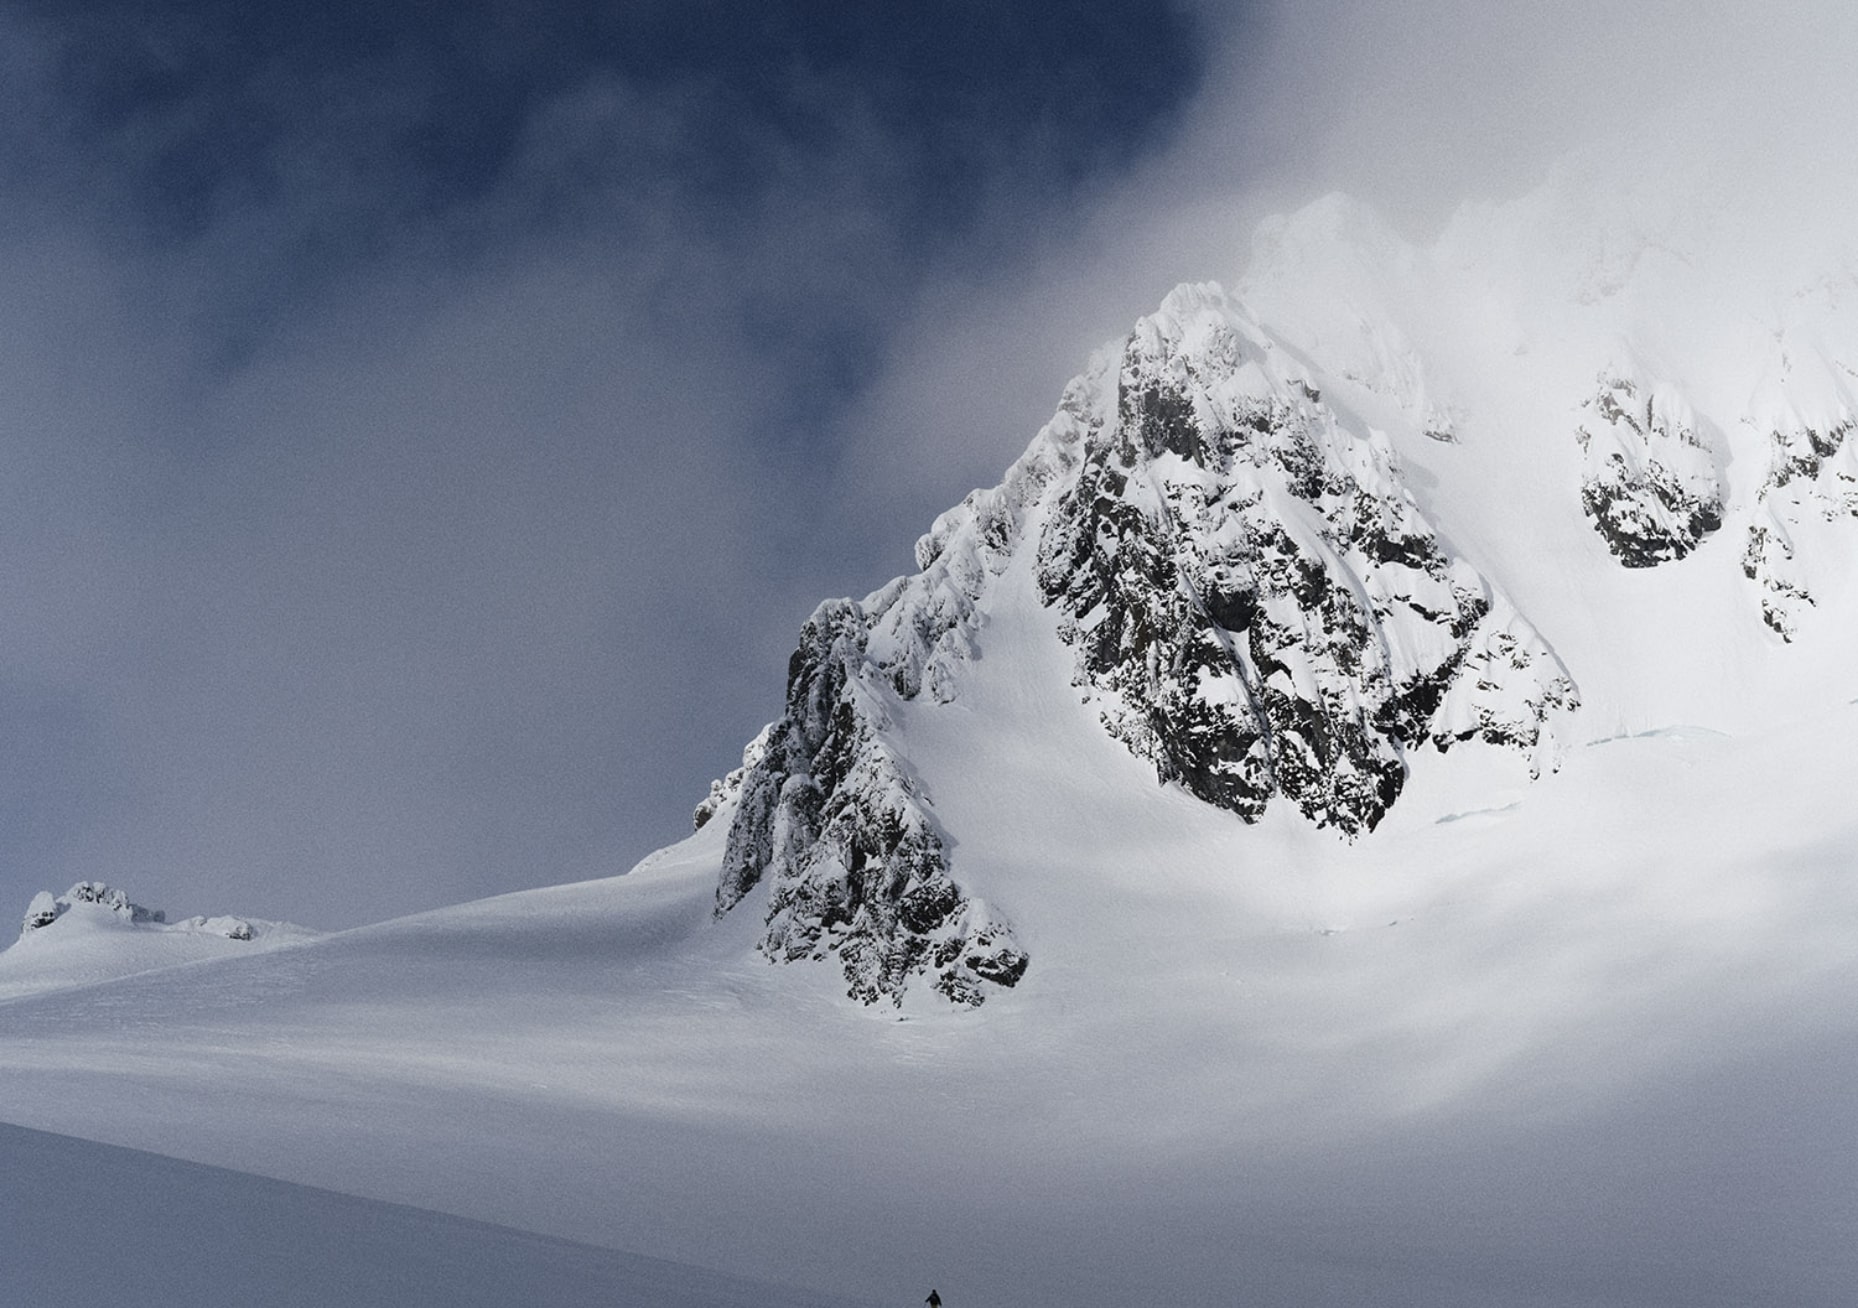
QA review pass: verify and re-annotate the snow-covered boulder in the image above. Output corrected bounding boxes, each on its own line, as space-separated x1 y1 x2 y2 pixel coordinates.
17 884 261 944
62 881 165 924
184 915 256 941
22 891 59 932
20 883 166 936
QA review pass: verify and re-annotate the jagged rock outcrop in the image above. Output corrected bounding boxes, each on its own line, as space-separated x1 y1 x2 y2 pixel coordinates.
1035 286 1576 834
705 282 1579 1005
708 598 1030 1008
1576 370 1724 567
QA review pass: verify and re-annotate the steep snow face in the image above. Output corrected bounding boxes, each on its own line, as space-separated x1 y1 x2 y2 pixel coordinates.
708 283 1575 1004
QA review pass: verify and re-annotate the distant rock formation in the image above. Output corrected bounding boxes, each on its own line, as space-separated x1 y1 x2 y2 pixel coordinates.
19 882 253 942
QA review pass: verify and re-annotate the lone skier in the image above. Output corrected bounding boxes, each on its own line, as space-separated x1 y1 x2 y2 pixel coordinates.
925 1292 941 1307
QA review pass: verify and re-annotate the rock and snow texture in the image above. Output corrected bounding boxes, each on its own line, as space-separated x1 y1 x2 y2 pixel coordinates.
708 600 1027 1007
22 881 169 931
1575 369 1723 567
705 143 1858 1005
700 423 1076 1006
1237 150 1858 680
1742 378 1858 639
1035 287 1575 833
708 283 1578 1004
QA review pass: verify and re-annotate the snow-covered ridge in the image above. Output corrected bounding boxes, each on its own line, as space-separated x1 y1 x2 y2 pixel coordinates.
699 389 1072 1006
4 882 318 1002
20 881 266 941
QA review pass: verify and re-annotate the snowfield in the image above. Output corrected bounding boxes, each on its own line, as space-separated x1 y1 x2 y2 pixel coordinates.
6 150 1858 1306
3 579 1856 1305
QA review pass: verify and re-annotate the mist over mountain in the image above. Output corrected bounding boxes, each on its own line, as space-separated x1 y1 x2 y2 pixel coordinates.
6 133 1858 1304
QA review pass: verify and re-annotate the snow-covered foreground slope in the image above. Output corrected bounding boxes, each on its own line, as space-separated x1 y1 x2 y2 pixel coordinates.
0 1121 868 1308
3 560 1856 1306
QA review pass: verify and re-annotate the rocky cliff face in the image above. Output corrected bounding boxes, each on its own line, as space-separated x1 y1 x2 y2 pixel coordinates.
701 282 1580 1006
700 417 1070 1006
1037 287 1577 836
1575 370 1724 568
707 600 1028 1007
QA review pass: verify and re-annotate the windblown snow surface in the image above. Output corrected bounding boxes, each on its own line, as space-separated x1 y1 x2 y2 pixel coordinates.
5 150 1858 1306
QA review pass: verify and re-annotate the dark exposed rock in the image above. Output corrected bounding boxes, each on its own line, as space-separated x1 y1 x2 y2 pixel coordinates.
703 420 1078 1007
1576 371 1724 568
22 891 58 931
711 601 1029 1008
1034 286 1576 836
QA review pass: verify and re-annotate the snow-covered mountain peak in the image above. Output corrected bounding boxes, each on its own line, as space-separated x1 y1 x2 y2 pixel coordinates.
687 152 1858 1007
701 270 1582 1005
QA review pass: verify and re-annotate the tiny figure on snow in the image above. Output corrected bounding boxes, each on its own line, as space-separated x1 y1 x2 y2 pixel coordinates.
925 1292 942 1308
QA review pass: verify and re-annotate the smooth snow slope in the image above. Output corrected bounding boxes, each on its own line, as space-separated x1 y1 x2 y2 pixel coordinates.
6 154 1858 1306
0 1121 869 1308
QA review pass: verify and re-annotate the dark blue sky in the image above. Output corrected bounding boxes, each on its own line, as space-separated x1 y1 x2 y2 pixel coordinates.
0 0 1220 926
10 1 1201 366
